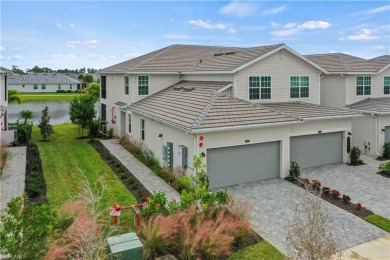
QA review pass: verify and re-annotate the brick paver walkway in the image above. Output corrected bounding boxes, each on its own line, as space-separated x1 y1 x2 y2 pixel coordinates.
0 146 27 215
100 139 180 202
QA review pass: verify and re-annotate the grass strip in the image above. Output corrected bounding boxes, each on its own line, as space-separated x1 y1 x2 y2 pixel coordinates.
228 241 284 260
364 215 390 232
20 93 86 102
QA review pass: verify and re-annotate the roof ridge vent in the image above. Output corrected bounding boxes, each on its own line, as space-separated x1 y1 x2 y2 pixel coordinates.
214 51 237 57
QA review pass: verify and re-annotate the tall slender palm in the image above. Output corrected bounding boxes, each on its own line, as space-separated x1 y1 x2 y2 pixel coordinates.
8 90 21 104
18 110 34 123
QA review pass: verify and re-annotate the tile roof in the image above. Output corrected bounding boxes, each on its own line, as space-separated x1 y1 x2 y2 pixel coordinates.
128 80 301 131
0 67 12 73
347 97 390 114
305 53 378 73
8 73 80 85
100 44 286 73
262 101 361 119
368 55 390 71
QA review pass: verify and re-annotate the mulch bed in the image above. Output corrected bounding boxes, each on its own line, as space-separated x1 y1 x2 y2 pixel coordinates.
286 178 374 219
376 171 390 179
88 139 151 203
25 143 48 204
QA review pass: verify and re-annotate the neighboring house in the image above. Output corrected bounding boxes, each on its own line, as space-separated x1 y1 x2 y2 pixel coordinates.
8 73 80 92
0 66 16 144
306 54 390 156
99 44 360 189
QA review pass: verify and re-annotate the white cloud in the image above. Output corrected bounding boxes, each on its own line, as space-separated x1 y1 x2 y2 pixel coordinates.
66 40 100 48
270 20 331 37
261 6 286 16
300 21 331 29
6 55 24 60
188 19 236 33
343 29 379 41
11 47 22 52
56 23 62 29
69 23 76 27
41 53 78 60
367 5 390 14
220 2 258 17
0 46 5 51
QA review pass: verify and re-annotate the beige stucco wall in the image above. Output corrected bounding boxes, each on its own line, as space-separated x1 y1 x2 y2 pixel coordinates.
235 50 321 104
351 115 376 155
320 75 346 108
347 68 390 105
378 115 390 154
9 84 76 93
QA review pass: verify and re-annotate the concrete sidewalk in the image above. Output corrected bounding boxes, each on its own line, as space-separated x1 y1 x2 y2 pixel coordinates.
100 139 180 202
0 146 27 215
341 234 390 260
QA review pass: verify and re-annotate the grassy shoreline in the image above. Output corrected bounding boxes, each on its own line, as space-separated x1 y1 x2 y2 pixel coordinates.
20 92 86 102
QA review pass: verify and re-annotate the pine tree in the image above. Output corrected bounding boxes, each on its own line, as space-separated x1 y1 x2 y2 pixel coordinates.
38 106 53 141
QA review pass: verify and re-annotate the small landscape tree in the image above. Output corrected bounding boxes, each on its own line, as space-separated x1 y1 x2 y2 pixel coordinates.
18 109 34 123
69 94 96 136
84 74 94 87
38 106 53 141
88 82 100 101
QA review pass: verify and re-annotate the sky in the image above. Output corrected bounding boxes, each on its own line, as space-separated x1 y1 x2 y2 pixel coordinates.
1 1 389 71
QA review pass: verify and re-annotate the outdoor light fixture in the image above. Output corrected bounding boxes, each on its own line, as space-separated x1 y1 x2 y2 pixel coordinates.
201 152 206 157
158 133 163 138
318 130 322 134
245 139 250 143
381 128 386 132
348 132 352 136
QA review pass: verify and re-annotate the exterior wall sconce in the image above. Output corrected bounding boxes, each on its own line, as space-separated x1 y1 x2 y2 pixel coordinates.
158 133 163 138
381 128 386 132
245 139 250 143
201 152 205 157
348 132 352 136
318 130 322 134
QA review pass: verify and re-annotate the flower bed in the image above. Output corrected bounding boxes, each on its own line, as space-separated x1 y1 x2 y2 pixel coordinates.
286 177 374 219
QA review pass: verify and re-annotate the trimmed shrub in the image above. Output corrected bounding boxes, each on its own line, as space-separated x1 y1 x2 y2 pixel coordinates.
88 119 100 138
322 186 331 195
383 142 390 159
342 194 351 203
289 161 300 178
350 146 362 165
378 161 390 173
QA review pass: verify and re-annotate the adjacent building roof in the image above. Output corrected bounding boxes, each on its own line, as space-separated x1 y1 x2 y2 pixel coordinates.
347 97 390 114
100 43 326 74
8 73 80 85
0 66 12 73
263 102 361 120
128 81 301 132
305 53 390 74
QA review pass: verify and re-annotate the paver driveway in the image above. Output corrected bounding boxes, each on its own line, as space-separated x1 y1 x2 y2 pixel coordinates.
226 179 386 255
302 163 390 219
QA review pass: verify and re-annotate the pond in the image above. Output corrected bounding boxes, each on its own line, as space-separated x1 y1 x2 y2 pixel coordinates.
8 101 100 125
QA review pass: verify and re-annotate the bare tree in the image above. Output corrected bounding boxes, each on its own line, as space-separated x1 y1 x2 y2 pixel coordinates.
286 182 342 260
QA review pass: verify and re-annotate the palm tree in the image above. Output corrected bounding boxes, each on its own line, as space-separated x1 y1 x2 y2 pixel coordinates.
18 110 34 123
8 90 21 104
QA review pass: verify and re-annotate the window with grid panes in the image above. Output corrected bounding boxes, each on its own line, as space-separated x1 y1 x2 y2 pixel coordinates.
356 76 371 95
125 76 130 95
260 76 271 99
384 77 390 95
141 119 145 140
138 76 149 95
128 114 132 133
249 76 260 100
290 76 309 98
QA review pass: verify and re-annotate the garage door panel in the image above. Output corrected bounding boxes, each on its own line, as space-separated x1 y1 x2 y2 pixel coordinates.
385 126 390 144
207 141 280 189
291 132 343 169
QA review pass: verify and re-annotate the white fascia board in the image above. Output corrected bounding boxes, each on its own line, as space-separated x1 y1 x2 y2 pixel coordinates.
377 64 390 74
217 83 233 93
328 71 377 75
349 109 390 116
190 120 303 134
303 113 363 121
232 45 328 74
179 70 233 74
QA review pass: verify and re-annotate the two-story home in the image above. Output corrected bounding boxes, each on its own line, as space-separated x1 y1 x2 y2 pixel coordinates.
306 54 390 156
8 73 80 92
99 44 360 189
0 66 16 144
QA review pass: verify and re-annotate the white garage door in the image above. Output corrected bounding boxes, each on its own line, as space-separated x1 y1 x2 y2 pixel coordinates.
291 132 343 169
206 141 280 189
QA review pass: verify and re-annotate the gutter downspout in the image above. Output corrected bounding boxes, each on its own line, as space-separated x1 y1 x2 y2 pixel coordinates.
373 114 382 156
185 131 197 173
340 74 348 106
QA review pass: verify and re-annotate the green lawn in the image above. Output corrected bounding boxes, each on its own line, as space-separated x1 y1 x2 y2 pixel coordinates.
20 92 86 102
229 241 284 260
33 124 137 215
364 215 390 232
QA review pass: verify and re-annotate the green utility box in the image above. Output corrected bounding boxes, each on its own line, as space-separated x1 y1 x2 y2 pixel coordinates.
107 232 143 259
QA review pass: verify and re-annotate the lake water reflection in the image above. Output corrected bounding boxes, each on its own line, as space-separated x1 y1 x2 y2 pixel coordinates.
8 102 99 125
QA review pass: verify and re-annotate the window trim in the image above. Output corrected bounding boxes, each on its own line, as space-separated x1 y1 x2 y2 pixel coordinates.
33 84 38 90
125 76 130 95
58 84 61 90
248 76 272 101
289 75 310 99
384 76 390 95
128 113 132 133
138 75 149 96
140 118 145 141
41 84 46 90
356 76 371 96
101 76 107 99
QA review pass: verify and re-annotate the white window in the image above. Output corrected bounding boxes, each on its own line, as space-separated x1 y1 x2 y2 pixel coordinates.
138 76 149 95
356 76 371 96
249 76 271 100
125 76 130 95
128 114 132 133
140 119 145 140
290 76 309 98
